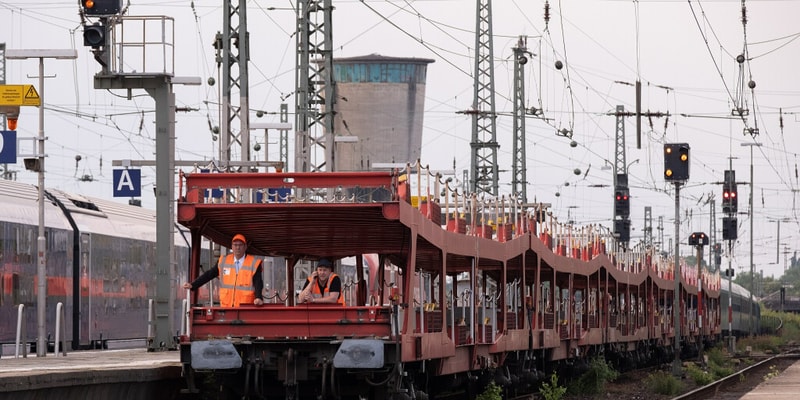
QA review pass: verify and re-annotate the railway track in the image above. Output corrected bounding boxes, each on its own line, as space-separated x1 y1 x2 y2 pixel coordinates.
673 352 800 400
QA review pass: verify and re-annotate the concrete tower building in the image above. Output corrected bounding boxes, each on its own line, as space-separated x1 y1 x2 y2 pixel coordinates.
330 54 434 171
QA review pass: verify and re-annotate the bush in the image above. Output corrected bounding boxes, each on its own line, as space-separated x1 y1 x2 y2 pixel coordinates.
646 370 684 396
568 357 620 395
540 372 567 400
709 361 734 380
476 381 502 400
738 335 781 354
685 363 714 386
706 346 727 366
779 312 800 342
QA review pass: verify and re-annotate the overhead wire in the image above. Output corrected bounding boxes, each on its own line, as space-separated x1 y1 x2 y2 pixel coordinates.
687 0 748 130
358 0 471 77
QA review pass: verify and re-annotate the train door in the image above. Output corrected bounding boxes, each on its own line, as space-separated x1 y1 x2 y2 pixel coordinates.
79 232 92 347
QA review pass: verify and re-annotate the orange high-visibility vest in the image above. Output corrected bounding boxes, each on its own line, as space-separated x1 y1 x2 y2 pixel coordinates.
308 273 346 306
217 254 260 307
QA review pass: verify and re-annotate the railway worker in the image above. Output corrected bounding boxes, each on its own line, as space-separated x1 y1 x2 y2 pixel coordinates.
183 233 265 306
297 258 346 305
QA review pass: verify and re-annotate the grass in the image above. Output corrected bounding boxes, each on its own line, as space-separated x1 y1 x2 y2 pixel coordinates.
540 372 567 400
646 370 684 396
685 363 715 386
567 357 620 395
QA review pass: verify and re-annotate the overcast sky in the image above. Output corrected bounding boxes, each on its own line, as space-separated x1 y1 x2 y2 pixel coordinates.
2 0 799 279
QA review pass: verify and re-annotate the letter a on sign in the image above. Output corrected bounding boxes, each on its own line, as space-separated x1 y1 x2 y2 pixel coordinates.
113 169 141 197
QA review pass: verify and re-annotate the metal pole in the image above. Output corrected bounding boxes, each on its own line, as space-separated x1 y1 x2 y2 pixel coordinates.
6 48 78 357
696 244 703 363
741 142 760 336
728 243 733 351
749 146 753 336
672 182 681 375
36 56 46 357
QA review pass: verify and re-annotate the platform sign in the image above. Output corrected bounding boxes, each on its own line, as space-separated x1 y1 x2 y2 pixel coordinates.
0 130 16 163
113 168 141 197
0 85 41 107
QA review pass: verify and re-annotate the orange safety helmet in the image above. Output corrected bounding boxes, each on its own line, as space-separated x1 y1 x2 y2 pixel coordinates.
232 234 247 246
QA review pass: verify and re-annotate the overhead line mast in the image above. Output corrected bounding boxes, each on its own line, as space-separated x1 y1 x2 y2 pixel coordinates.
216 0 251 168
511 36 531 203
468 0 499 197
295 0 336 177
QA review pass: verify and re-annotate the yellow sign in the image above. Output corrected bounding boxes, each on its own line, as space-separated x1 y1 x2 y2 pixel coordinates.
0 85 41 107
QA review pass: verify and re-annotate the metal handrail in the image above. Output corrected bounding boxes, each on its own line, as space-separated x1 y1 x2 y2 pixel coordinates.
147 299 155 344
15 304 27 358
54 302 67 356
181 297 190 337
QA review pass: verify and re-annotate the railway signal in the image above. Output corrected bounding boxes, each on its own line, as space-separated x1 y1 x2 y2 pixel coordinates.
722 170 737 214
81 0 122 15
614 219 630 242
688 232 709 246
82 0 122 48
664 143 690 181
83 23 106 48
614 188 630 217
722 216 737 240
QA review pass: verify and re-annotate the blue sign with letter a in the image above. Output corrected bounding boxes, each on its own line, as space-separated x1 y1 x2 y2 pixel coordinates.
0 130 17 163
113 169 141 197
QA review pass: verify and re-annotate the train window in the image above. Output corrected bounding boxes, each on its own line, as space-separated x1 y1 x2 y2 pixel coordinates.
69 198 100 212
12 273 19 305
14 226 35 263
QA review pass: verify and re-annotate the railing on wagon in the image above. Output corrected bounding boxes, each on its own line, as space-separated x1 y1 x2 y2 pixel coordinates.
178 162 720 308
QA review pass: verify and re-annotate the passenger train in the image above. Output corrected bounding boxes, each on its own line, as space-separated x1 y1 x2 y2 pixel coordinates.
177 167 761 400
0 178 194 353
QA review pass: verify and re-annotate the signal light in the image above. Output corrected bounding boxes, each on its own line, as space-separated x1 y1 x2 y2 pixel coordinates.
82 0 121 16
722 170 738 214
722 216 737 240
7 117 17 131
722 184 732 213
83 23 106 48
664 143 690 181
614 189 630 217
713 243 722 266
688 232 709 246
614 219 630 242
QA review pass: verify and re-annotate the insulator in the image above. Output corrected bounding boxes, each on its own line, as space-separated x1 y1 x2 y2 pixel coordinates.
544 1 550 25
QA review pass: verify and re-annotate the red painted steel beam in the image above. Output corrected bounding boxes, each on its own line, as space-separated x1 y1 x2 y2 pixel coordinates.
183 171 395 190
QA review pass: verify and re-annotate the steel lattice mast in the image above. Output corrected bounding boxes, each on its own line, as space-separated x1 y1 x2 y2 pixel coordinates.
294 0 336 174
216 0 251 167
613 105 627 186
511 36 529 203
469 0 499 197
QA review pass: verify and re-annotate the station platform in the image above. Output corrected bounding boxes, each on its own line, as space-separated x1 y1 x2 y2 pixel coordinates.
0 348 182 398
740 357 800 399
